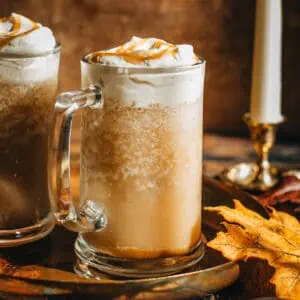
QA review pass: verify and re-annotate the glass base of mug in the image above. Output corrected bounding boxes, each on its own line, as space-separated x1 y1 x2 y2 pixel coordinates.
74 235 205 279
0 214 55 247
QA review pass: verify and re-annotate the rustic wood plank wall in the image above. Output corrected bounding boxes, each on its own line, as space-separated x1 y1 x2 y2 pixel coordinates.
1 0 300 140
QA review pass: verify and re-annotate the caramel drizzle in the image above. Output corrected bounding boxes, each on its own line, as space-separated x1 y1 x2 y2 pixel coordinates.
0 14 40 48
90 38 179 64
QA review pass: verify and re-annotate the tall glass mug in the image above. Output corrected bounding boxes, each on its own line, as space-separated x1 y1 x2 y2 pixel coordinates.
51 55 205 278
0 46 60 246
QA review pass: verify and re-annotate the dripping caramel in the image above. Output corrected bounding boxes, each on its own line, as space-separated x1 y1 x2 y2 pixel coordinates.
90 38 179 64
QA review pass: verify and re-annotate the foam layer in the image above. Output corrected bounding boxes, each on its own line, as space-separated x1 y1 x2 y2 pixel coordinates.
82 64 204 107
86 36 199 68
0 51 60 83
0 13 56 56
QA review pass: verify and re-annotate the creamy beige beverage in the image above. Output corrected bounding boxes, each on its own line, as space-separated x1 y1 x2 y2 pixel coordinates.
0 78 58 229
81 101 202 258
79 37 204 259
0 14 59 237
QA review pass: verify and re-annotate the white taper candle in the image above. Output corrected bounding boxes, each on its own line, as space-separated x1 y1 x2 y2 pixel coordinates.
250 0 283 123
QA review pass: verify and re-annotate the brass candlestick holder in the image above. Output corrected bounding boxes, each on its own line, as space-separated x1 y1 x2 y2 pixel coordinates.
220 113 285 192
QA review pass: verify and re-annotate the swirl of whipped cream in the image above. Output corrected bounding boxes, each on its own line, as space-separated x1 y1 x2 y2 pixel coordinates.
0 13 56 56
86 36 199 67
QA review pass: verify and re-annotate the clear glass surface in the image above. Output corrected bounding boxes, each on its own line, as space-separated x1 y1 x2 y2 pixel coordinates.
0 46 60 246
52 59 206 277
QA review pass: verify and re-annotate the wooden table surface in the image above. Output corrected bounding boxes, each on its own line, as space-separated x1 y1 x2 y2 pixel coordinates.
2 133 299 299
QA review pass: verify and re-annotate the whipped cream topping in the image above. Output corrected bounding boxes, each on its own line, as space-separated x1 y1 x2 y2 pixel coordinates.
82 37 204 108
0 13 56 56
87 36 199 67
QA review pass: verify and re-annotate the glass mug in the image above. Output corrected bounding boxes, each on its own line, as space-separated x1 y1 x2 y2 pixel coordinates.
51 55 205 278
0 46 60 247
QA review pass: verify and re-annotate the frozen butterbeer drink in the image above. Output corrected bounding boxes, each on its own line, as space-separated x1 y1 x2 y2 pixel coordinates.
52 36 205 278
0 13 60 246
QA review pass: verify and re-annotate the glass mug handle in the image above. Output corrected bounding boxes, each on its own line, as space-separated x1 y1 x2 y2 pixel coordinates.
50 86 107 232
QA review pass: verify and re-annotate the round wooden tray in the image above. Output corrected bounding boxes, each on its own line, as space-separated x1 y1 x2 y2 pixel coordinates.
0 177 267 299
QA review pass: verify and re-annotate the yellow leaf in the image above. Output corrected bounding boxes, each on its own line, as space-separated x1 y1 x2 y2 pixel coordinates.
271 265 300 299
205 200 300 299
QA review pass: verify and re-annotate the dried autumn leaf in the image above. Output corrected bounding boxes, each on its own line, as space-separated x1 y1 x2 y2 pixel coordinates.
205 200 300 299
256 175 300 212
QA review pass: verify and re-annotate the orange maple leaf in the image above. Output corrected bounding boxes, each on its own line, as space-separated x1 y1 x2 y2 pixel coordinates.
205 200 300 299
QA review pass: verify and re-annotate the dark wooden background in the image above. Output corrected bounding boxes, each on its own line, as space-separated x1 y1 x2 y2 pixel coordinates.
2 0 300 140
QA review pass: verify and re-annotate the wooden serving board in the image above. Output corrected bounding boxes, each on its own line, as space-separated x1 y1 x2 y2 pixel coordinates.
0 176 267 299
